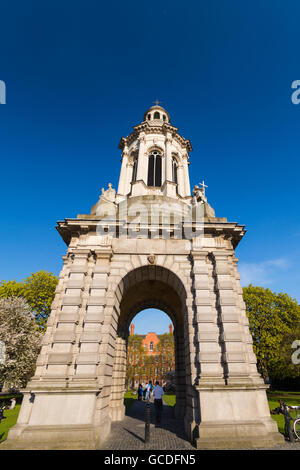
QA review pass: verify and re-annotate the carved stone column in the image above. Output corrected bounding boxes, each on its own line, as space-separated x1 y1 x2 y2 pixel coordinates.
136 133 147 183
162 134 177 198
125 160 134 195
177 163 185 197
117 146 128 196
182 153 191 196
165 135 173 182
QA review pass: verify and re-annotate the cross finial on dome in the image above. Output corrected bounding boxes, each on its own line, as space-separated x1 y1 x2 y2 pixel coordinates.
153 99 161 106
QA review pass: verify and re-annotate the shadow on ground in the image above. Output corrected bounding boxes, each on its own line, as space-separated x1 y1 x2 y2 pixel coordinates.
99 398 194 450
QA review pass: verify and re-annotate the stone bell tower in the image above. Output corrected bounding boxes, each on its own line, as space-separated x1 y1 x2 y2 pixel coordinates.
115 104 192 201
3 105 283 450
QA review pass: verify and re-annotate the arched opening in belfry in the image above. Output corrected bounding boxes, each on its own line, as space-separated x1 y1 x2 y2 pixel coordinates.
147 151 162 187
108 265 189 423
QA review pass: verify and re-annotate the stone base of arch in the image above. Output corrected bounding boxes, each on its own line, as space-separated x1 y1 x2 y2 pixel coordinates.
189 384 284 449
2 423 102 450
1 387 113 450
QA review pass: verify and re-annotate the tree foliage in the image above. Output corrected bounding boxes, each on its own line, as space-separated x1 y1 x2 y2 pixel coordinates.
0 297 42 389
156 333 175 370
243 285 300 380
0 271 58 331
126 334 145 387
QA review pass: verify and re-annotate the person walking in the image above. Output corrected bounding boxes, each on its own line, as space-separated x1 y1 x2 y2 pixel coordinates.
137 384 143 401
143 383 148 401
152 380 164 425
8 398 16 409
145 381 152 401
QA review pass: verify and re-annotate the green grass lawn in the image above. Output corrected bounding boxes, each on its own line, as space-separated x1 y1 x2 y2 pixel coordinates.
163 393 176 407
124 389 137 411
267 390 300 435
0 395 23 443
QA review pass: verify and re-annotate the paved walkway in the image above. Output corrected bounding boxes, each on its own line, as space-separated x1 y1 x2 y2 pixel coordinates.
99 398 300 451
99 398 194 450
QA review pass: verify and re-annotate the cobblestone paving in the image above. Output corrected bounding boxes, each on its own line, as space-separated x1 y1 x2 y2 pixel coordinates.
99 399 194 450
99 399 300 451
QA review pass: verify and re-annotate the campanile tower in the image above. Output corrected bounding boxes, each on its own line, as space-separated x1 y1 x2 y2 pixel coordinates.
116 104 192 201
4 105 283 450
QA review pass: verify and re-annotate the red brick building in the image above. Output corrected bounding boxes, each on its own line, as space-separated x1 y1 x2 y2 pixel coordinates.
127 323 175 388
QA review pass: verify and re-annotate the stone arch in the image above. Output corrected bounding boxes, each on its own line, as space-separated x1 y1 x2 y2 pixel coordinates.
146 144 165 155
171 152 180 163
107 264 192 424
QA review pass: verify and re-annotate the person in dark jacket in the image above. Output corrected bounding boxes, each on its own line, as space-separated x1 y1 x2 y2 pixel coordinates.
152 381 164 424
137 384 143 401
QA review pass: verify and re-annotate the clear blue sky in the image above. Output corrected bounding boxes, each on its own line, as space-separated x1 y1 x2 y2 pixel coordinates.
0 1 300 335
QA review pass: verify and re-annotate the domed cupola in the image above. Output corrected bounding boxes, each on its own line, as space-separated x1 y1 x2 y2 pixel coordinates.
143 104 170 125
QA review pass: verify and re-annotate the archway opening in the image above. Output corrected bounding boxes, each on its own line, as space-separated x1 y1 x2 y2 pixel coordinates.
126 308 175 392
109 266 189 423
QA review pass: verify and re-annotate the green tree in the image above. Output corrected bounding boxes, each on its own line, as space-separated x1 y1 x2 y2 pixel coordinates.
0 271 58 331
143 355 155 380
243 285 300 380
270 321 300 380
126 334 145 387
156 333 175 371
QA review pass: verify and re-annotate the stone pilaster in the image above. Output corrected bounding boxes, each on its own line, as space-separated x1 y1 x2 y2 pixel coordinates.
177 163 185 197
191 251 224 385
136 133 147 183
165 134 173 182
232 256 264 383
182 153 191 196
72 249 110 382
117 147 128 196
211 250 255 385
125 160 134 195
32 253 70 380
31 248 92 386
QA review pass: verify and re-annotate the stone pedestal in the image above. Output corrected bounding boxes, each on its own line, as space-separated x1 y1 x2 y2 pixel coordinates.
194 384 284 449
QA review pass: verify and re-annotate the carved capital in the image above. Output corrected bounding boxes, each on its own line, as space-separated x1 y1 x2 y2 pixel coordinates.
138 133 146 144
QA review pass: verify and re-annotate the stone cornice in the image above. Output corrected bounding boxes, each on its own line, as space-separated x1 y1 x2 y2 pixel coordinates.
118 121 192 153
56 214 245 249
